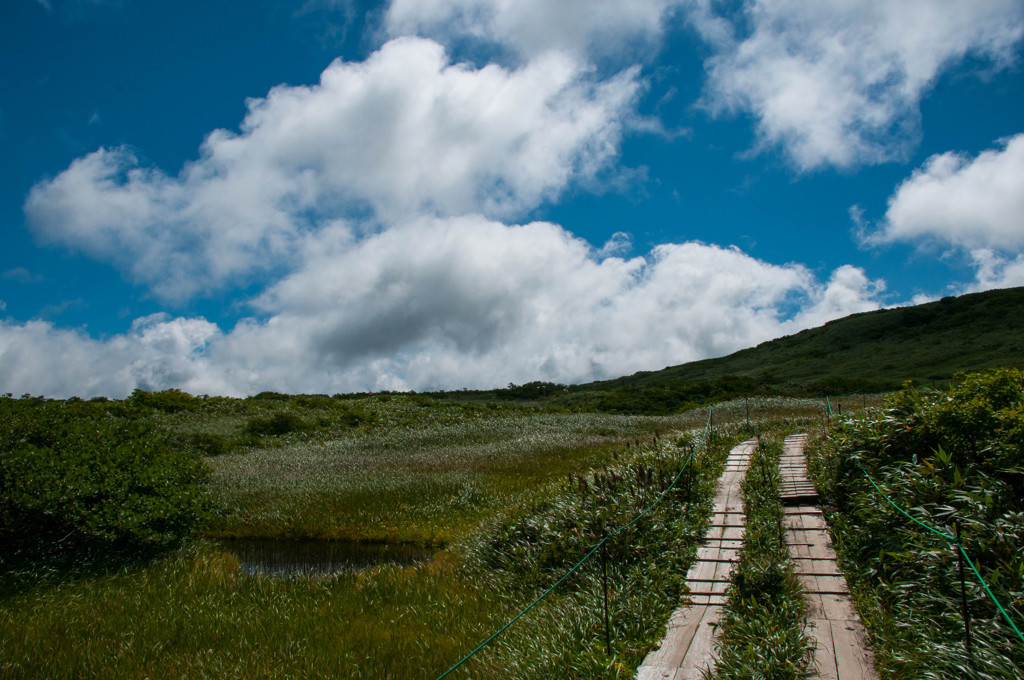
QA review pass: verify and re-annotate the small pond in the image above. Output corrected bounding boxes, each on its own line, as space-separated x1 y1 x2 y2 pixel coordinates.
216 538 435 577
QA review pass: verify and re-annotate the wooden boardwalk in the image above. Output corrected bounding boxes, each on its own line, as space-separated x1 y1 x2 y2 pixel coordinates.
782 434 879 680
635 439 756 680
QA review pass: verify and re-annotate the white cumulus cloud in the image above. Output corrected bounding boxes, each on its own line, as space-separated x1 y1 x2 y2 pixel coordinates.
385 0 680 62
25 37 643 301
966 250 1024 292
874 134 1024 251
690 0 1024 170
0 218 885 398
0 315 223 399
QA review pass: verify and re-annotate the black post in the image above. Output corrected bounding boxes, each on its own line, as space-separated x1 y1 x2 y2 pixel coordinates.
601 534 612 655
955 520 973 664
745 396 750 427
688 445 696 498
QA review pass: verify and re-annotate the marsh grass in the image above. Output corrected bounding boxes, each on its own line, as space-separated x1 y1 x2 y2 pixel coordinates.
205 406 697 543
445 427 739 678
1 429 720 680
1 395 830 679
0 541 519 679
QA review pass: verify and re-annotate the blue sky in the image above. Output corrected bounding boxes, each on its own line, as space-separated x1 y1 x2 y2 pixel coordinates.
2 0 1023 397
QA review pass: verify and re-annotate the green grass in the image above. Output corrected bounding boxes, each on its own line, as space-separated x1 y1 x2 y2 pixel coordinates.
2 396 756 680
205 405 702 543
11 384 1017 679
0 418 739 679
0 543 512 679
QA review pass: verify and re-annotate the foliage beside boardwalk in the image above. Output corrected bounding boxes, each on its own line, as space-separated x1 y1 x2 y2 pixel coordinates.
809 369 1024 679
0 390 749 679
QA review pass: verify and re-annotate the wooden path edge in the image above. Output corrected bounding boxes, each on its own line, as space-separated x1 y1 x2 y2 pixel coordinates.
782 433 880 680
635 439 757 680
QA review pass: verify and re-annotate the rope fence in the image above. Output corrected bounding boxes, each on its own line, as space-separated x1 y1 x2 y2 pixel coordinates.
823 388 1023 647
433 407 715 680
858 467 1024 648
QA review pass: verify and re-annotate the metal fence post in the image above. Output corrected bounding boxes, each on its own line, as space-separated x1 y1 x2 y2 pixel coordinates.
955 520 973 665
601 534 611 655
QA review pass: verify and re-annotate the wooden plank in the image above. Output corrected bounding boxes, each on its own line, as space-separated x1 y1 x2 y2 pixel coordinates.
804 592 826 619
672 605 723 680
831 620 878 680
820 594 857 621
637 439 756 680
807 618 839 680
779 433 879 680
639 604 710 669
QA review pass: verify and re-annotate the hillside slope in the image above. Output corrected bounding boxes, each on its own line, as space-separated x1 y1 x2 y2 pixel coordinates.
584 286 1024 394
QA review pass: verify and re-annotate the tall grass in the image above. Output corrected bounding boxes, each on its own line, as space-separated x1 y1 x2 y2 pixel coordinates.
0 542 517 679
1 395 829 679
205 408 694 543
1 425 722 679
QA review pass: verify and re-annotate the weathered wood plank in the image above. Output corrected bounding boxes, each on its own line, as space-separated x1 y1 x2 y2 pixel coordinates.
780 433 879 680
807 618 839 680
831 620 878 680
636 439 756 680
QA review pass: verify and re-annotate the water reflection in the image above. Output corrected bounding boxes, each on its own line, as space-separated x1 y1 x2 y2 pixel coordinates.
216 538 434 576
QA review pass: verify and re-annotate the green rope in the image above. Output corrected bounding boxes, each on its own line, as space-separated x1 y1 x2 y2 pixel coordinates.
861 472 954 542
957 544 1024 645
434 538 607 680
433 408 714 679
859 468 1024 646
826 396 834 418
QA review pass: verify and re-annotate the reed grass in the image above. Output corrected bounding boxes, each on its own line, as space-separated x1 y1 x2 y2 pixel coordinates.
1 396 830 679
806 370 1024 679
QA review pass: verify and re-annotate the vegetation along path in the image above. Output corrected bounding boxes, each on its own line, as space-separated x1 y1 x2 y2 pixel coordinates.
782 433 879 680
636 438 756 679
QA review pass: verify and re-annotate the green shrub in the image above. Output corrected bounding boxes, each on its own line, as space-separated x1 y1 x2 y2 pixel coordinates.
245 412 310 436
124 388 202 413
180 431 235 456
809 369 1024 678
0 397 212 561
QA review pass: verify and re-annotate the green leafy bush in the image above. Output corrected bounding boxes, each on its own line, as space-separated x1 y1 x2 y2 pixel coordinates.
179 431 235 456
245 412 310 436
124 388 203 414
810 369 1024 678
0 397 212 561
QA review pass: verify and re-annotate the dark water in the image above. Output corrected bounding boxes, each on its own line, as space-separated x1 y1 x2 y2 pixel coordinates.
216 538 434 576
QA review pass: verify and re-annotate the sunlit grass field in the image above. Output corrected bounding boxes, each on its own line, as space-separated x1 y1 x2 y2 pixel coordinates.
1 394 835 679
206 407 694 543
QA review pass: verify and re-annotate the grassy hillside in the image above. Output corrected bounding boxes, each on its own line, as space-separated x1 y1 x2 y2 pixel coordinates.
597 286 1024 392
427 286 1024 413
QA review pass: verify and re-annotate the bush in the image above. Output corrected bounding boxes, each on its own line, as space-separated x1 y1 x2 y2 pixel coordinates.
0 397 212 561
809 369 1024 678
245 412 310 436
124 388 202 414
180 431 235 456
